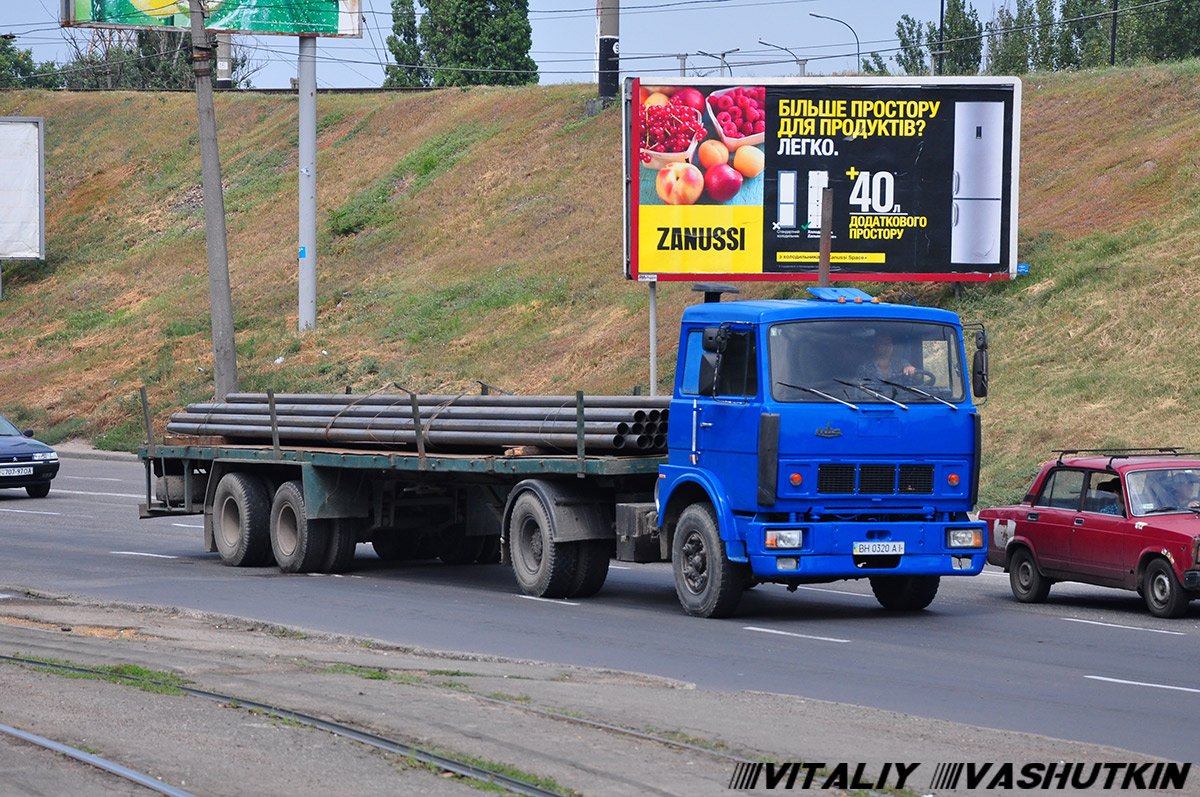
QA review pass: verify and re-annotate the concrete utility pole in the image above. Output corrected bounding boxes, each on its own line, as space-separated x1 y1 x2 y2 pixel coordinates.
297 36 317 331
596 0 619 101
188 2 238 400
216 33 232 89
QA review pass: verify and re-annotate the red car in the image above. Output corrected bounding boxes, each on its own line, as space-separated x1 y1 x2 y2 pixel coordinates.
981 450 1200 618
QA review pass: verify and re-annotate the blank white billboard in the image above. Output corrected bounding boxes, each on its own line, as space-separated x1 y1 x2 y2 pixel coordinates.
0 118 45 260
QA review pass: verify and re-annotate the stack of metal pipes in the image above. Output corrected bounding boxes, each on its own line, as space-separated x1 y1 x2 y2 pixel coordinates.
165 392 671 454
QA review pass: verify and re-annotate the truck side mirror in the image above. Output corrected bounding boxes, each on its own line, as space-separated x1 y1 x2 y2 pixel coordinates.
702 327 727 353
975 329 988 350
972 349 989 398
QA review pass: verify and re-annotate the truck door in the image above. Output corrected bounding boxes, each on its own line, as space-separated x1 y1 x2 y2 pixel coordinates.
694 325 761 510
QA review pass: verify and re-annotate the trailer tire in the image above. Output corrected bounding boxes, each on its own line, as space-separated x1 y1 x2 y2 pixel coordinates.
869 575 940 611
212 473 272 567
508 491 578 598
321 517 361 573
567 540 611 598
476 534 502 563
672 503 744 618
270 480 329 574
438 528 486 565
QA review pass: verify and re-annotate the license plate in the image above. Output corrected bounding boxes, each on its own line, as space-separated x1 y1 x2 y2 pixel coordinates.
854 541 904 555
0 466 33 477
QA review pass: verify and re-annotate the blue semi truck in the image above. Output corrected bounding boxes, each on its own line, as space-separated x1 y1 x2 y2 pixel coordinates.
140 287 988 618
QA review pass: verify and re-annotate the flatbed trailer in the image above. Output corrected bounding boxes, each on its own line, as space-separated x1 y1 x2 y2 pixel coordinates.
140 435 666 600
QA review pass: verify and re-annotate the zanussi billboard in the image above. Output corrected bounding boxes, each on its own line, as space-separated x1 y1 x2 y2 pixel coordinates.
61 0 362 37
623 77 1021 282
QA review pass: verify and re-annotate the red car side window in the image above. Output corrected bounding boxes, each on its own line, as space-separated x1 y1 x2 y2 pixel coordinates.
1033 468 1085 511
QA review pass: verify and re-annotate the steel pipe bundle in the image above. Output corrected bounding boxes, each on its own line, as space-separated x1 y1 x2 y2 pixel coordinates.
166 391 670 454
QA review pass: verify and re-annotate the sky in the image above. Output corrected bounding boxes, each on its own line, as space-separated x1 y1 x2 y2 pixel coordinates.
1 1 951 89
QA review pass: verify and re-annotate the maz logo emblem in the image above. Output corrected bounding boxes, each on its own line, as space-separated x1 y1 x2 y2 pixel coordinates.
815 424 842 438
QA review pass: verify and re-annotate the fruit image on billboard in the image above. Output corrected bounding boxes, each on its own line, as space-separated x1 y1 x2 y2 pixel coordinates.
63 0 362 37
624 77 1021 282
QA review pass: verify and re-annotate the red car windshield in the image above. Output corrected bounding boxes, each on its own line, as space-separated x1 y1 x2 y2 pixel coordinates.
1123 468 1200 516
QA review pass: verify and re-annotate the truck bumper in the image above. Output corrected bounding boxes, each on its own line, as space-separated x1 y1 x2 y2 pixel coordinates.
741 518 987 579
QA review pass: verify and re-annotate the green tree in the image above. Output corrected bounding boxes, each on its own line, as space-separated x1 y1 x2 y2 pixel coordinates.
1134 0 1200 61
419 0 538 87
384 0 427 87
894 14 934 75
986 0 1036 74
1054 0 1108 69
860 52 891 76
1031 0 1057 71
942 0 984 75
0 36 60 88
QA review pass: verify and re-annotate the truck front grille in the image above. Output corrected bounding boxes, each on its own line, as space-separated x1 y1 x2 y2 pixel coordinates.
817 464 935 496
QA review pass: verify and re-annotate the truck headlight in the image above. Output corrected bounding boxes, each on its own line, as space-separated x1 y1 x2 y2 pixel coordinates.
946 527 983 549
766 528 802 549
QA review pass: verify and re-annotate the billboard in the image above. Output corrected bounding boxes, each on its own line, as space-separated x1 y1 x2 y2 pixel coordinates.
0 118 45 261
61 0 363 37
624 77 1021 282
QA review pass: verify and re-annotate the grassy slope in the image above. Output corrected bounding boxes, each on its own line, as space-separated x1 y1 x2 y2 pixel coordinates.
1 63 1198 506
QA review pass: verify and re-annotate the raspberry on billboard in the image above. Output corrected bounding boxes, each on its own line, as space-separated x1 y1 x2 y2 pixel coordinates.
623 76 1022 283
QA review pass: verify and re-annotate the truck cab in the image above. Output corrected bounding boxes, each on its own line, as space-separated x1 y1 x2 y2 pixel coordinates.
656 287 988 617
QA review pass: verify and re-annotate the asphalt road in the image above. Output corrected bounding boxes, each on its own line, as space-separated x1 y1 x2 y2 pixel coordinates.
2 454 1198 762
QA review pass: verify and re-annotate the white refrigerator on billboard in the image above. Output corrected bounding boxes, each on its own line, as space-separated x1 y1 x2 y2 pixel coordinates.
950 102 1005 265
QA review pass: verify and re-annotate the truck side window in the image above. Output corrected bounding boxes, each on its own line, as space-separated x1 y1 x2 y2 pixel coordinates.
680 330 704 395
716 332 758 397
1034 469 1085 511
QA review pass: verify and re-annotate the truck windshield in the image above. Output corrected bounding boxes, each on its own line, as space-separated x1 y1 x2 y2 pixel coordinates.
768 320 966 404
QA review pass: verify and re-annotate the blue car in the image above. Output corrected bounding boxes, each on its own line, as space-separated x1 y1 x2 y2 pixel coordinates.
0 415 59 498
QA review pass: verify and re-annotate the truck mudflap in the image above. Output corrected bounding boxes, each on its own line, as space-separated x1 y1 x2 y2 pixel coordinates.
740 518 987 579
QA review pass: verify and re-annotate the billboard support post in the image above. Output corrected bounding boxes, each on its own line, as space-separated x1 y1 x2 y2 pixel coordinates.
648 281 658 396
189 2 238 401
818 187 832 287
298 35 317 332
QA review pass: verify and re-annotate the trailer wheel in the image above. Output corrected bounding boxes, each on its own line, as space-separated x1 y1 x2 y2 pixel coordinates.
321 517 361 574
476 534 502 564
567 540 611 598
270 480 329 574
672 503 744 618
869 575 940 611
212 473 272 567
508 491 578 598
438 528 486 565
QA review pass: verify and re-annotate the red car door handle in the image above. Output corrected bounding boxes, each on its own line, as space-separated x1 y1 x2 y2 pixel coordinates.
1026 512 1039 521
1074 517 1084 526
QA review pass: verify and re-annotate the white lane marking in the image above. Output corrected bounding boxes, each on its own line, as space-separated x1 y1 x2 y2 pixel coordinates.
59 476 125 482
978 570 1008 578
172 523 203 529
1085 675 1200 694
0 507 61 516
610 565 631 570
51 489 143 499
791 585 874 599
0 594 16 600
744 625 851 644
1065 617 1185 636
517 595 581 606
111 551 178 559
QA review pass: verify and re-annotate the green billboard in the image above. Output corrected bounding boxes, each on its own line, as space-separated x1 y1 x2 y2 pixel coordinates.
62 0 362 37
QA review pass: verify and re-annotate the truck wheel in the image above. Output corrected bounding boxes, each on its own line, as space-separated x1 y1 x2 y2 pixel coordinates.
212 473 272 567
1009 547 1050 603
438 528 486 565
508 491 578 598
870 575 940 611
270 480 329 574
321 517 361 573
567 540 611 598
671 503 744 618
1143 559 1189 618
